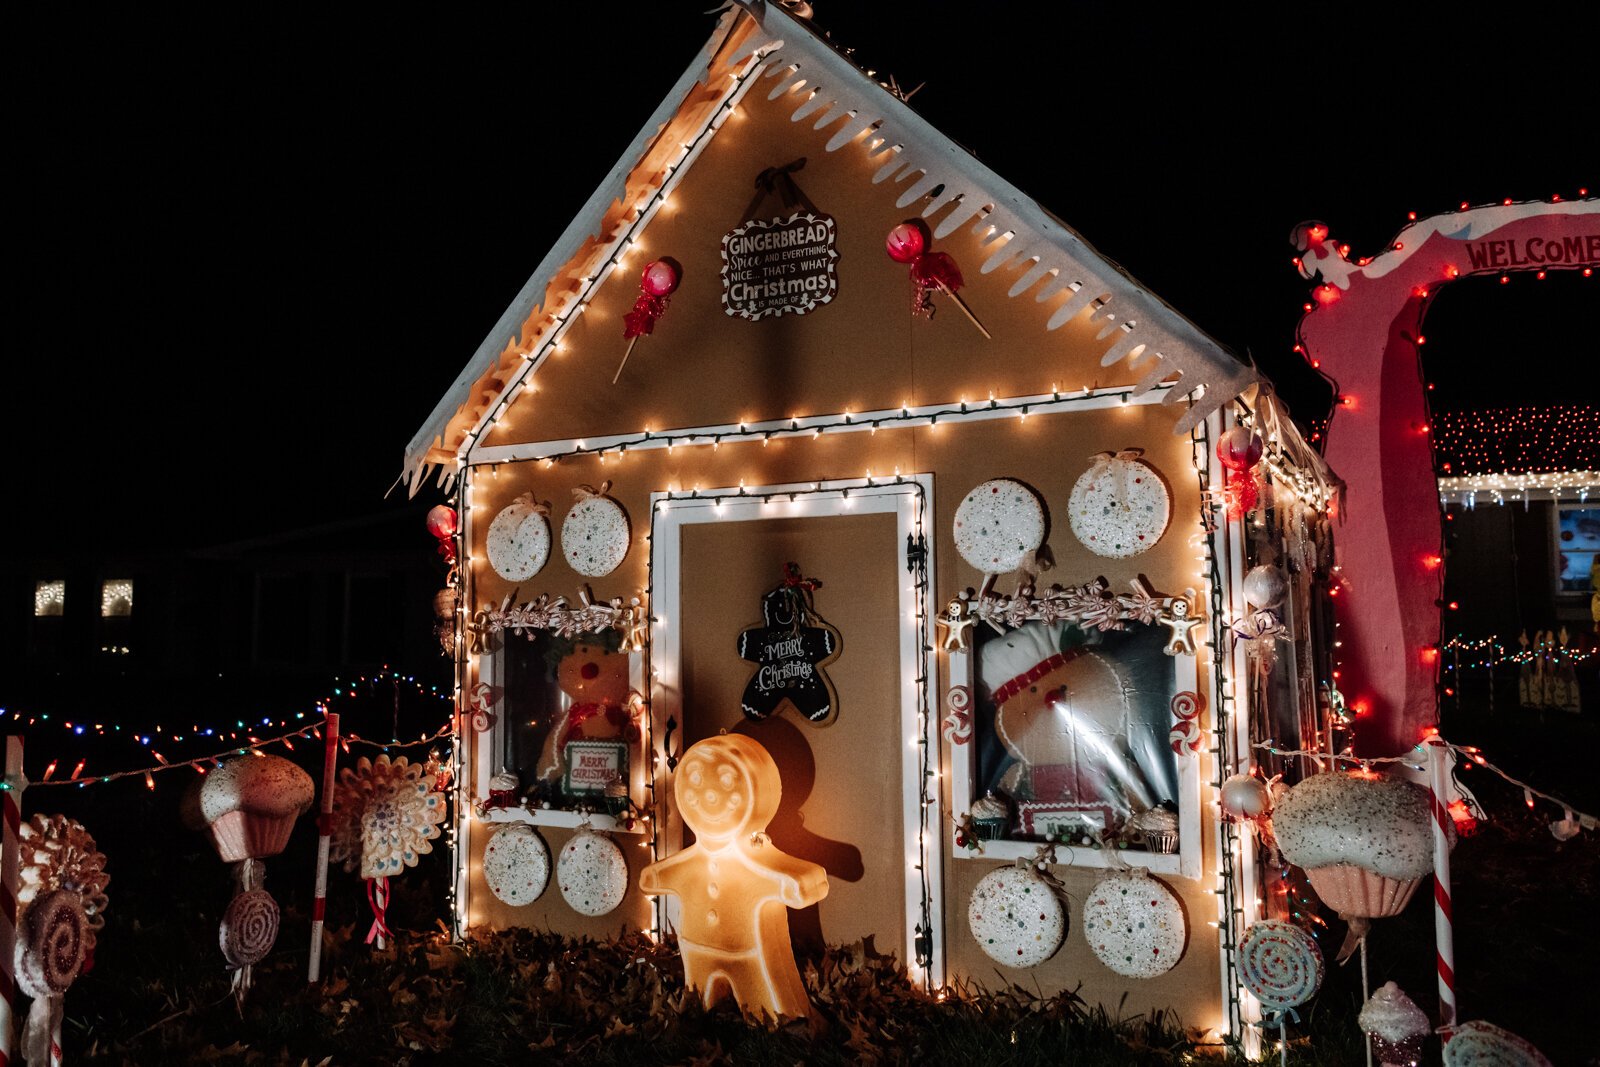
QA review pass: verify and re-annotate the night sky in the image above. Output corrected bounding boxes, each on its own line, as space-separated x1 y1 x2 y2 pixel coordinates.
14 4 1596 556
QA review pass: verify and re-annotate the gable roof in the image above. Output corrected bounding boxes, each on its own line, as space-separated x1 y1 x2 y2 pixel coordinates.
403 2 1256 493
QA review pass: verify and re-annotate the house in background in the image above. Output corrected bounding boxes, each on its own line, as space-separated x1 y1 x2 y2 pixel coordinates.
1437 405 1598 711
404 4 1341 1051
1 504 449 724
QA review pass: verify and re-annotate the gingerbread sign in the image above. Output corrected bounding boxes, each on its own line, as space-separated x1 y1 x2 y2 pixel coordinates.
735 563 841 726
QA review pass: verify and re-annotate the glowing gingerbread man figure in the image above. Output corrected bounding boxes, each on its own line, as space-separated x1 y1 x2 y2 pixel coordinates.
640 734 828 1020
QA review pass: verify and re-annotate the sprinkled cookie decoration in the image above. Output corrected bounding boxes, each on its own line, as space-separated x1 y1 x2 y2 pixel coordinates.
484 824 552 907
561 482 630 578
1068 450 1171 558
953 478 1047 574
967 863 1066 967
1081 867 1187 978
557 828 628 916
487 492 552 581
736 563 842 725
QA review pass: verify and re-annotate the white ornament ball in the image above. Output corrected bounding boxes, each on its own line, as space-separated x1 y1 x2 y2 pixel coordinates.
1243 565 1290 609
557 830 628 917
483 825 551 907
967 865 1066 967
1220 774 1274 820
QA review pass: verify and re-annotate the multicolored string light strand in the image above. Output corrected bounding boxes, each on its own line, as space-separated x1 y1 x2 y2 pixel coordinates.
18 722 454 791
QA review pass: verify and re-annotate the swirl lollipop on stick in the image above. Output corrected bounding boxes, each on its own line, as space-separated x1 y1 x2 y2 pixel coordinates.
886 220 990 339
221 889 281 971
1239 919 1325 1067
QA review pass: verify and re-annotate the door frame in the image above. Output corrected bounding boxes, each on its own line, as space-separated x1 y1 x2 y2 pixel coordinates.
647 474 943 987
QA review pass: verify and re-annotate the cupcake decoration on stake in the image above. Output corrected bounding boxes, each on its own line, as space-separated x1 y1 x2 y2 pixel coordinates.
1359 981 1430 1067
199 754 313 1003
1271 768 1454 962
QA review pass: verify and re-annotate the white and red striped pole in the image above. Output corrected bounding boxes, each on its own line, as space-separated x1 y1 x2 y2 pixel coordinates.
1 736 27 1066
1426 737 1458 1029
307 713 340 983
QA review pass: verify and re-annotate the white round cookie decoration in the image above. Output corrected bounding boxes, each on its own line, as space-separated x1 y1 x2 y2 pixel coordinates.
557 829 628 916
561 483 630 578
1082 868 1187 978
1068 450 1171 558
483 825 551 907
487 492 552 581
953 479 1047 574
967 864 1066 968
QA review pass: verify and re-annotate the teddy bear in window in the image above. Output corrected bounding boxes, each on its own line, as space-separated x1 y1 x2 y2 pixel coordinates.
535 633 640 788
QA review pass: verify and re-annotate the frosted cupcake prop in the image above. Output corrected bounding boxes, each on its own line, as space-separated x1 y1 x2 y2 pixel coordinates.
1359 982 1430 1066
1272 770 1454 960
200 755 315 862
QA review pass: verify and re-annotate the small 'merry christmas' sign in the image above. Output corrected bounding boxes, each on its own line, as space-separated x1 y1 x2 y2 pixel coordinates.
721 212 838 319
563 741 628 797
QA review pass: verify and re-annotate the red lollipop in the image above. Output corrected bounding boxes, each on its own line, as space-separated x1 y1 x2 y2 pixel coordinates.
616 258 681 383
885 220 989 339
885 221 926 263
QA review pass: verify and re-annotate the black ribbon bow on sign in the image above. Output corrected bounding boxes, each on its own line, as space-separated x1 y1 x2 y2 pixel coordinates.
736 563 842 725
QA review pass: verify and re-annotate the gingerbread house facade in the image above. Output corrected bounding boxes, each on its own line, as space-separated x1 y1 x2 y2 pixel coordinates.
406 5 1341 1051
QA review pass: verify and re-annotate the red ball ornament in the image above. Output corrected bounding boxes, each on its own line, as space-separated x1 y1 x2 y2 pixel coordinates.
885 220 927 264
1216 426 1264 472
640 259 680 298
425 505 458 540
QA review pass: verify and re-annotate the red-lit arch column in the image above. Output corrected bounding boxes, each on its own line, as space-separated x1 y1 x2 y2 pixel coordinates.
1295 199 1598 755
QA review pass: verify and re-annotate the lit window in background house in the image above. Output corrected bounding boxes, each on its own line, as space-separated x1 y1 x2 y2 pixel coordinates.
101 579 134 617
34 580 66 617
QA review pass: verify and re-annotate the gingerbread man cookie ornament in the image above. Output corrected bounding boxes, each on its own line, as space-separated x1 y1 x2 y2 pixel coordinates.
640 734 828 1020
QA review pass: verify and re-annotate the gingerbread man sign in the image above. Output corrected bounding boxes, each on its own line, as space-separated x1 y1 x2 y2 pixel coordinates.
736 563 841 725
639 734 828 1020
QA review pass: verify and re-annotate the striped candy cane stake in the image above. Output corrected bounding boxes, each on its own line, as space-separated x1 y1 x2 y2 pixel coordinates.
307 713 340 983
1426 737 1457 1028
1 736 27 1067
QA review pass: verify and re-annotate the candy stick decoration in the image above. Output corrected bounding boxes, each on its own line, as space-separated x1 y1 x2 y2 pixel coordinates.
1426 737 1458 1030
886 220 990 339
1 736 24 1067
307 712 340 983
614 259 681 384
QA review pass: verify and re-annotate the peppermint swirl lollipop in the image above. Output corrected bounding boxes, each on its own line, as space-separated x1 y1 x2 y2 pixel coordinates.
1238 920 1324 1020
17 889 88 997
220 889 281 968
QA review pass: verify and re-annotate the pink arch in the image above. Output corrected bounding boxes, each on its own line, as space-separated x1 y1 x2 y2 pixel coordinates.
1295 200 1598 755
